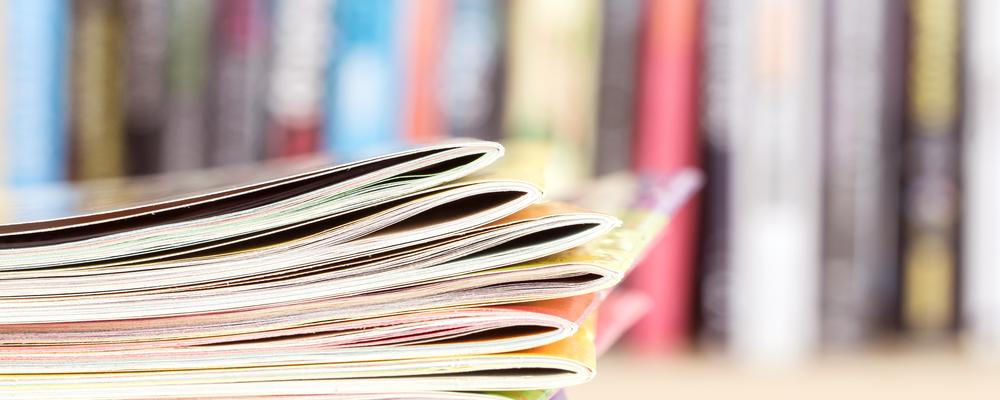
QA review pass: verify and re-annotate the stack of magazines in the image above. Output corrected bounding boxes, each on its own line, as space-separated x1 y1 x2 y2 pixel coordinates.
0 141 699 400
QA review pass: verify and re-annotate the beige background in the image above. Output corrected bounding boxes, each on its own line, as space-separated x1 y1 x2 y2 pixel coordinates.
567 350 1000 400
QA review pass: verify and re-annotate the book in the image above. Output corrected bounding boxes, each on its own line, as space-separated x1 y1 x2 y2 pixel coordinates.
697 0 732 348
595 289 653 354
402 0 449 144
6 0 68 186
594 0 641 176
727 0 824 364
441 0 505 141
122 0 169 175
548 391 569 400
162 0 213 171
267 0 331 158
0 140 700 398
502 0 601 197
964 0 1000 356
0 0 7 192
208 0 269 167
627 0 702 353
326 0 404 160
901 0 961 339
820 0 904 347
495 289 654 400
71 0 126 181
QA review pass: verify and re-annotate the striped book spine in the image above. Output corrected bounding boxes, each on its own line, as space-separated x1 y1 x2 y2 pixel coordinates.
901 0 961 339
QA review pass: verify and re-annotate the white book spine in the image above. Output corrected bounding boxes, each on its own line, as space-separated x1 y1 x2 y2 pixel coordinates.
268 0 331 128
727 0 823 365
963 0 1000 357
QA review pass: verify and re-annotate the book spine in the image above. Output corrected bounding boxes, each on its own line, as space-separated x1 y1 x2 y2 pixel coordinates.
6 0 68 186
964 0 1000 356
122 0 168 176
71 0 126 181
440 0 504 141
697 0 731 347
728 0 824 364
820 0 903 347
628 0 702 353
163 0 213 172
402 0 448 144
208 0 268 167
0 0 7 188
326 0 403 160
267 0 330 158
901 0 961 338
594 0 641 176
502 0 601 197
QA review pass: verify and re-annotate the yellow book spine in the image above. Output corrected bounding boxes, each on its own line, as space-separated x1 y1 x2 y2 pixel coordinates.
72 0 125 180
903 0 961 336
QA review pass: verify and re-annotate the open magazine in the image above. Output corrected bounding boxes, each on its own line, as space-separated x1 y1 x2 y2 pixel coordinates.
0 140 700 399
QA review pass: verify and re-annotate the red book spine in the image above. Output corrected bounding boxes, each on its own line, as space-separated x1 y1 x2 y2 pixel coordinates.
402 0 449 143
271 121 321 158
628 0 702 353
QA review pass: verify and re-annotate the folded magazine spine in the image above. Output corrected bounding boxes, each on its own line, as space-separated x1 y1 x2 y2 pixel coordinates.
0 141 703 399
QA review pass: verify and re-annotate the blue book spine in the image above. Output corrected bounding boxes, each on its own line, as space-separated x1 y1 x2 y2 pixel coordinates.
326 0 403 160
7 0 68 186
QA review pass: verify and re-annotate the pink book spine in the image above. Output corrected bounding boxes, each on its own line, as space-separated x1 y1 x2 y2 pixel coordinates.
596 289 653 355
627 0 702 353
402 0 449 143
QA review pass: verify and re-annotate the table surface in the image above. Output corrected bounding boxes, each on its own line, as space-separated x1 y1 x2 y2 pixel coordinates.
566 349 1000 400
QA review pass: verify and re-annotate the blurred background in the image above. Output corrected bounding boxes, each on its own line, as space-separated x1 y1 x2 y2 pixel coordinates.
3 0 1000 397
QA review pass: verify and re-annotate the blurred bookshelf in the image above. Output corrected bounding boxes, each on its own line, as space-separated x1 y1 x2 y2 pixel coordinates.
4 0 1000 398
